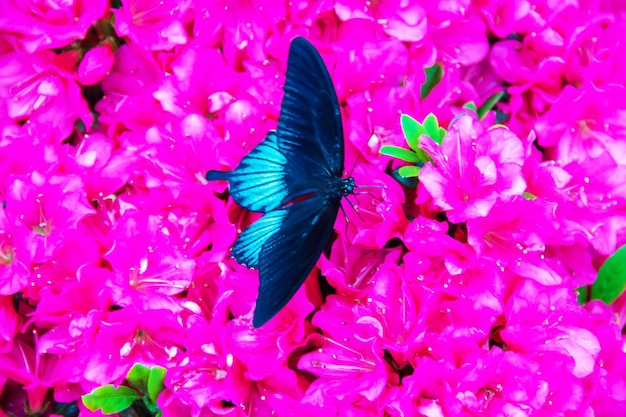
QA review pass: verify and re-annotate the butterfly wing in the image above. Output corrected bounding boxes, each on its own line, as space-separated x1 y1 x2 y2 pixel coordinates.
278 37 345 183
230 209 286 269
206 132 288 213
253 194 341 327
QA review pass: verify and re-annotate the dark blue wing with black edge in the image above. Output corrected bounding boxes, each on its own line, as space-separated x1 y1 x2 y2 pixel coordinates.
277 37 345 189
231 208 287 269
205 132 287 213
252 194 341 327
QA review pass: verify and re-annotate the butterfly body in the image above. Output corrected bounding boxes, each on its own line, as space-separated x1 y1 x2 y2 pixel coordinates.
206 37 354 327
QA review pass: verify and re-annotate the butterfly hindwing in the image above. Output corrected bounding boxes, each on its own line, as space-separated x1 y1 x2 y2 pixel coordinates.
253 195 341 327
231 209 286 269
206 132 287 213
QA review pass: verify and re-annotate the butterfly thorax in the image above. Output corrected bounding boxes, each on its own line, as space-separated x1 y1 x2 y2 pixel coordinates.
323 176 355 199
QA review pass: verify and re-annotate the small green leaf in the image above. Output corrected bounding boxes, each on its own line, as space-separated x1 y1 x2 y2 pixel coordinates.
147 366 167 402
422 113 446 145
592 245 626 304
463 102 478 113
398 165 422 178
575 286 588 305
420 64 443 99
379 145 420 163
126 364 150 393
400 114 426 151
477 91 505 120
391 168 418 188
82 385 141 414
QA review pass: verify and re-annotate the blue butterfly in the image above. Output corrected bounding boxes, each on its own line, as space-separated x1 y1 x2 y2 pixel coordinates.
206 37 355 327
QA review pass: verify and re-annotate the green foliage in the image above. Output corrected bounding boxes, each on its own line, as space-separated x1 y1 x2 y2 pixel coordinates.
82 385 141 414
420 64 443 99
592 245 626 304
82 365 167 416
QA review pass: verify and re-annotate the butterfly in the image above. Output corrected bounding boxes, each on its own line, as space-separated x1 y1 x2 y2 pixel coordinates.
206 37 355 327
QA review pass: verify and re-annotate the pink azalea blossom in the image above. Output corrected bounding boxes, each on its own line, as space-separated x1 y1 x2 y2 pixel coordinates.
0 50 93 142
4 173 94 264
334 0 427 42
103 213 196 308
97 44 172 133
114 0 191 51
0 296 18 354
76 43 115 86
192 0 286 67
83 306 185 385
535 83 626 165
0 207 30 296
0 0 107 53
418 115 528 223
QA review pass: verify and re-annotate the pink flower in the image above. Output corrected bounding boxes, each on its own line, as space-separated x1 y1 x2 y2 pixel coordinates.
333 23 409 100
338 163 408 249
535 83 626 165
163 315 245 410
76 43 115 86
554 152 626 256
0 207 30 295
4 173 94 264
0 295 19 354
319 237 402 297
0 50 93 142
298 297 390 410
32 265 111 356
83 306 184 385
103 213 196 309
0 0 107 52
68 132 135 198
97 44 173 133
502 280 600 378
334 0 427 42
430 14 490 66
466 198 566 286
419 115 528 223
192 0 286 67
345 86 417 169
114 0 191 51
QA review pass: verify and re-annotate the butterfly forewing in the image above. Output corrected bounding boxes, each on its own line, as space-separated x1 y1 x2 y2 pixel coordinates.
206 132 288 213
278 38 344 180
231 208 286 269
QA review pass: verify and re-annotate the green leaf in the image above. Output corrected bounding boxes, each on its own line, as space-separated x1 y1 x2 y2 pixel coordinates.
82 385 141 414
379 145 420 163
147 366 167 402
398 165 422 178
575 286 588 305
400 114 426 152
420 64 443 99
126 364 150 393
422 113 446 145
592 245 626 304
391 168 418 188
463 101 478 113
477 91 505 120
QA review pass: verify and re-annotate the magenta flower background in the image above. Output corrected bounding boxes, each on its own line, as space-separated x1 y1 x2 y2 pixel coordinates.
1 0 626 416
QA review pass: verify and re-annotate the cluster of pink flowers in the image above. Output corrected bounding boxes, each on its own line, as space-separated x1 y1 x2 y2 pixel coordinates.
1 0 626 416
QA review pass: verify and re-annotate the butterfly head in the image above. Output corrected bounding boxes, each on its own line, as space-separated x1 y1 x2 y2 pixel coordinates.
342 177 356 196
